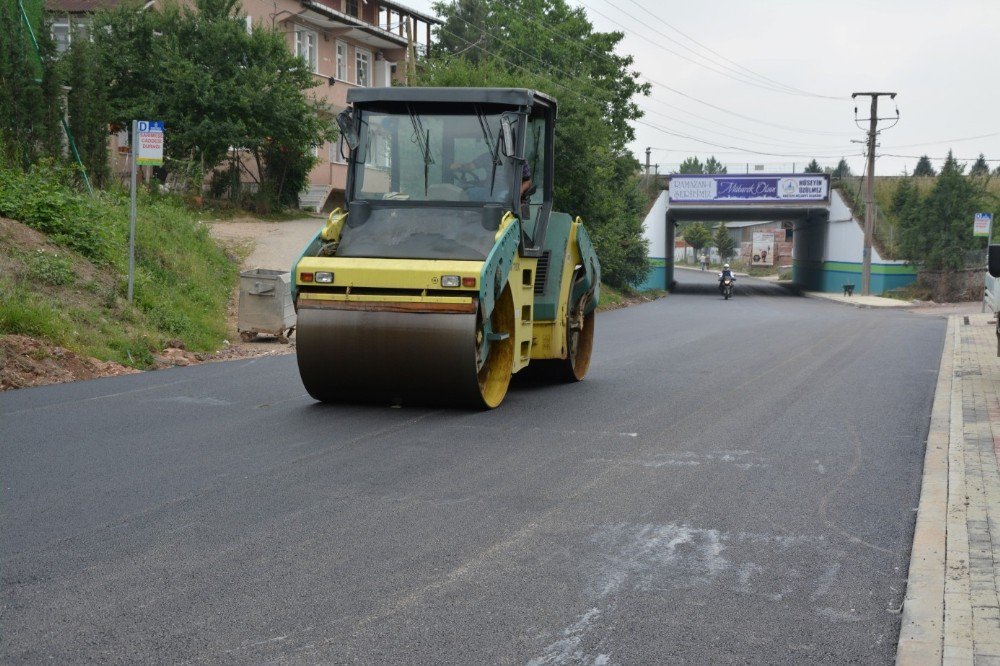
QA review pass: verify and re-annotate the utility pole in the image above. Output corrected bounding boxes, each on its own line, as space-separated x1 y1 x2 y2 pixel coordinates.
852 91 898 296
645 147 651 194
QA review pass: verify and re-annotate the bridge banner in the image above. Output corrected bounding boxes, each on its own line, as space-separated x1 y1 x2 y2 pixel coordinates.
668 174 829 203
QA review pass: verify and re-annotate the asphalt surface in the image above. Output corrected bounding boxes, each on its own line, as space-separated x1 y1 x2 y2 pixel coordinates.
1 271 947 664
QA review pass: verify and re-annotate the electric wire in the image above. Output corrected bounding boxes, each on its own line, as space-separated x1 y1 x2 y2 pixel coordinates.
579 0 847 100
615 0 843 100
432 22 860 159
436 24 867 160
436 6 857 143
437 8 852 150
880 131 1000 149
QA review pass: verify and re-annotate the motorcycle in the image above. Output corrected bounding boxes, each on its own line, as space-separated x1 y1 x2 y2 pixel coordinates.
720 276 734 300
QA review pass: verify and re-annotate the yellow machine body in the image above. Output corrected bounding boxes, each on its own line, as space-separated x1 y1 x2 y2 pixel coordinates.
291 87 600 408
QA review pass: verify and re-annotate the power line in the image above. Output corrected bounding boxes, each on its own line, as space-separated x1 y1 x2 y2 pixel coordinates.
615 0 842 100
576 0 819 96
431 21 859 159
880 131 1000 149
440 2 856 138
635 118 859 158
878 153 1000 162
640 106 856 151
586 0 845 100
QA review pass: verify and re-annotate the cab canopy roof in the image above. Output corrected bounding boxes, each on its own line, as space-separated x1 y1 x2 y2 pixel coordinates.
346 87 557 113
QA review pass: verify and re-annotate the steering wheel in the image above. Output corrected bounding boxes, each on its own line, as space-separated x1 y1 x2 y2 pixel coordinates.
449 165 484 188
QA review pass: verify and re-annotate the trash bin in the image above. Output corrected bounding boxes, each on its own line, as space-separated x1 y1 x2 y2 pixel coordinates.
238 268 296 342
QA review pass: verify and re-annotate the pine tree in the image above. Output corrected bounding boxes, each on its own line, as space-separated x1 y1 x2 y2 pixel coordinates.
0 1 63 167
803 159 822 173
681 222 712 257
913 155 936 177
677 156 703 174
704 156 727 174
969 153 990 178
898 152 986 271
832 158 852 178
65 37 110 188
713 224 735 261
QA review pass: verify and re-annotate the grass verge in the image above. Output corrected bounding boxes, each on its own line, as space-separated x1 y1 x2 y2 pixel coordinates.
598 284 666 311
0 161 237 368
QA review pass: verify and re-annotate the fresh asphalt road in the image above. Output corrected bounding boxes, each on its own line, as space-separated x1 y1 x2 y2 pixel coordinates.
1 271 946 664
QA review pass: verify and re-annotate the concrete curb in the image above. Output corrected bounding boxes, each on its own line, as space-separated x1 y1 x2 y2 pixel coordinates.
799 290 913 309
896 316 955 664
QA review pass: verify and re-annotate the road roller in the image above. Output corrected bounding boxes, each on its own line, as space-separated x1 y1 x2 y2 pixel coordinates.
291 87 601 408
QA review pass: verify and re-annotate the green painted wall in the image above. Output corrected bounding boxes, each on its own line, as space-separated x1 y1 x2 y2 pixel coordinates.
793 259 917 294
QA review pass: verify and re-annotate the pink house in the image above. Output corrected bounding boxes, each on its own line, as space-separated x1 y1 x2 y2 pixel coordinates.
45 0 439 211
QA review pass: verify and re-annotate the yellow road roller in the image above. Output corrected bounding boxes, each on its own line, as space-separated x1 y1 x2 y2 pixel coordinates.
292 88 600 408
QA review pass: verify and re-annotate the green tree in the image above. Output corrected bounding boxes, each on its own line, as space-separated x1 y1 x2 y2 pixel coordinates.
803 159 822 173
898 151 987 270
681 222 712 260
422 0 650 287
432 0 648 148
913 155 936 177
677 156 703 174
890 175 921 223
93 0 334 206
704 156 727 174
713 223 735 261
64 37 110 188
0 1 63 167
832 158 852 178
969 153 990 178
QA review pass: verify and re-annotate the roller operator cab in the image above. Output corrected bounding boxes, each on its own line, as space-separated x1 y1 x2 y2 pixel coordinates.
292 88 601 408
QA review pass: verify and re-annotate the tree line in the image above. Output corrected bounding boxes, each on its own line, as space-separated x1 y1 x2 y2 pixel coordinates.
892 151 998 270
1 0 332 209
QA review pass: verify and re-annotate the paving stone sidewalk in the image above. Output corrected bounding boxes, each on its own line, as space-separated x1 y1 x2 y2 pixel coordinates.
898 313 1000 664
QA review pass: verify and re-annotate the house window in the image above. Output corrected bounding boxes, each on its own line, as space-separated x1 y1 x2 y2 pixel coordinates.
355 48 371 87
295 28 318 72
345 0 358 17
336 42 347 81
51 21 71 52
51 18 89 53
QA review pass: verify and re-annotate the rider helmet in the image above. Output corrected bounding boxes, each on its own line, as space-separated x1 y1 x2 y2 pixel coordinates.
723 264 730 270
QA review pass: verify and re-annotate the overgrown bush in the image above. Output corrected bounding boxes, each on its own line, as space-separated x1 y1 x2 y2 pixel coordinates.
0 160 115 263
0 157 236 362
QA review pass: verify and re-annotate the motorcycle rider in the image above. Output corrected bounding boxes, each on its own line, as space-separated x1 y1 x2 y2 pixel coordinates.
718 263 736 294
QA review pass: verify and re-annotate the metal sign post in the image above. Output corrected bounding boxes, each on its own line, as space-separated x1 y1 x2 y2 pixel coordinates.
128 120 137 302
127 120 164 303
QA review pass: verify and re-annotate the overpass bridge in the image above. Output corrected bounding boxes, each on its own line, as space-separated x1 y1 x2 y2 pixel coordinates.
638 174 915 294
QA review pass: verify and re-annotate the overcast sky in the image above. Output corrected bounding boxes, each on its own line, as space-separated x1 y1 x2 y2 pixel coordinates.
401 0 1000 176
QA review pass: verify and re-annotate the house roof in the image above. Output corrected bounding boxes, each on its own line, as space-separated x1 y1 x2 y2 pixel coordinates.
378 0 441 26
300 0 415 50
